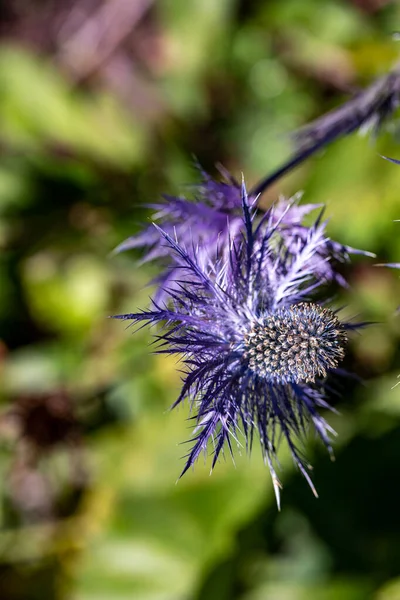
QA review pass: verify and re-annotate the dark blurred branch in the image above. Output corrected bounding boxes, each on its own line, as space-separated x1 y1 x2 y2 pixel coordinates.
251 62 400 198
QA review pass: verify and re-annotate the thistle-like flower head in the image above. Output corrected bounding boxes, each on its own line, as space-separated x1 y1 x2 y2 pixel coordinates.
244 303 347 384
115 183 367 506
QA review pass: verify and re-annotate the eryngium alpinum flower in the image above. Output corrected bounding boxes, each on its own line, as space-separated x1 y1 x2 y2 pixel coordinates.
115 166 369 299
115 184 364 507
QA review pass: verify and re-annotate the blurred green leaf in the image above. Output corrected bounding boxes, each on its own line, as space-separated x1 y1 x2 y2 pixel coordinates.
0 47 147 167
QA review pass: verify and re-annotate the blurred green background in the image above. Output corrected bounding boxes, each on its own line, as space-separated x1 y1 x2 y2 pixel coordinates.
1 1 400 599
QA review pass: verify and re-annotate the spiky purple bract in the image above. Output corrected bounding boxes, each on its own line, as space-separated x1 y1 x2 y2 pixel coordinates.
114 167 244 301
115 167 372 300
114 182 368 507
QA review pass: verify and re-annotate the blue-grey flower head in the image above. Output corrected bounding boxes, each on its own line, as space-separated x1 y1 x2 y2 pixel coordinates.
115 182 369 507
244 303 347 384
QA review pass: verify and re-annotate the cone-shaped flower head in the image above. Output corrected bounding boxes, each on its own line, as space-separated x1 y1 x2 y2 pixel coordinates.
115 183 367 507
